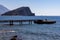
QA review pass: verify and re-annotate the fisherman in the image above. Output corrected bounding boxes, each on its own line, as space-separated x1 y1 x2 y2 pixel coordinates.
10 35 22 40
10 35 17 40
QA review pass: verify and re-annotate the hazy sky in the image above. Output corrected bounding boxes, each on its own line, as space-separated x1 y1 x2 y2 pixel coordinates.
0 0 60 16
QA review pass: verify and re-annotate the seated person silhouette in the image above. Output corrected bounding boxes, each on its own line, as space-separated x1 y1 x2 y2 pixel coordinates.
10 35 17 40
10 35 22 40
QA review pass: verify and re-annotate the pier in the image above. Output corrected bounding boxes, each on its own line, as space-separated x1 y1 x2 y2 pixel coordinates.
0 16 41 25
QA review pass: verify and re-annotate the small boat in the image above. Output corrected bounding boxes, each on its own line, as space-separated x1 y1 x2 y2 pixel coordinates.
34 20 56 24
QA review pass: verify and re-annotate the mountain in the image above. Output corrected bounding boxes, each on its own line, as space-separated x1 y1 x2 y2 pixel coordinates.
0 5 9 15
1 7 35 16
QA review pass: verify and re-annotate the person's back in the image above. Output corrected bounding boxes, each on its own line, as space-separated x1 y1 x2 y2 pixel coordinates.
10 35 17 40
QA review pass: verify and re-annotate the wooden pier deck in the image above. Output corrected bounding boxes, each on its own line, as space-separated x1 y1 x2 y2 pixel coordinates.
0 16 42 25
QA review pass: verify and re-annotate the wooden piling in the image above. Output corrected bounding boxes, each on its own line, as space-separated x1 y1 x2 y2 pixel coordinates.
9 20 13 25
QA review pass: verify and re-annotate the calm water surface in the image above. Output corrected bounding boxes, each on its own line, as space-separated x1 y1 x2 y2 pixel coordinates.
0 16 60 40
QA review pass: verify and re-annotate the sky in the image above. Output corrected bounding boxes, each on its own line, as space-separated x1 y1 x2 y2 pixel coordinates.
0 0 60 16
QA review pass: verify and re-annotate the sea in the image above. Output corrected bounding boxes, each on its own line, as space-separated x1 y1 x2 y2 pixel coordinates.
0 16 60 40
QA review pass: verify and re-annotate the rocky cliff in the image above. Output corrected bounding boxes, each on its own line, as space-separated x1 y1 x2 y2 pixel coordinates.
1 7 35 16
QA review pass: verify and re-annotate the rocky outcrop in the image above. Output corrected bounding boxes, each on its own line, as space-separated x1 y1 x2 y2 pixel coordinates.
1 7 35 16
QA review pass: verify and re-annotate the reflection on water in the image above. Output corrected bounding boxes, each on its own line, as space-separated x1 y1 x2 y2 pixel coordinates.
0 30 16 33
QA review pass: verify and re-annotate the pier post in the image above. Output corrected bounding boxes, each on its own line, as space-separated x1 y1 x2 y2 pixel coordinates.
29 20 30 24
31 20 32 24
29 20 32 24
9 20 13 25
19 21 22 24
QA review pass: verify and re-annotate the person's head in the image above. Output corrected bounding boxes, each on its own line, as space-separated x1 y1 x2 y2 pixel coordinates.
13 35 17 38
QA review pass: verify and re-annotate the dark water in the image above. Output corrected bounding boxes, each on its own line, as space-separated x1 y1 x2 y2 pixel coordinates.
0 16 60 40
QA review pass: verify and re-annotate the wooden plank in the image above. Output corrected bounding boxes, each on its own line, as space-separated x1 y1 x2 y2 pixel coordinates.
0 16 41 20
